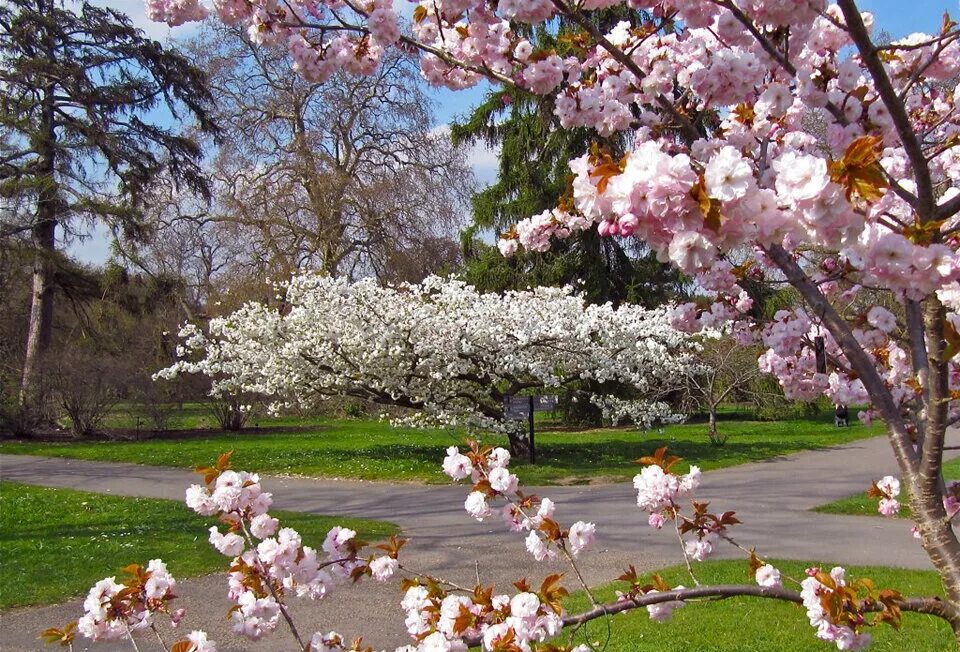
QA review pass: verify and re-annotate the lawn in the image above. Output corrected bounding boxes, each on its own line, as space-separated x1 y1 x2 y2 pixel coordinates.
0 413 886 485
0 482 399 610
813 457 960 518
560 559 952 651
92 402 329 432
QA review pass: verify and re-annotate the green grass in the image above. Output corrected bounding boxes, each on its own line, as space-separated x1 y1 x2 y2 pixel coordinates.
0 481 399 610
560 559 952 651
813 457 960 518
91 402 326 431
0 413 886 485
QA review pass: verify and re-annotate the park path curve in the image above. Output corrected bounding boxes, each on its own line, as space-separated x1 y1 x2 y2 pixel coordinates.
1 430 957 651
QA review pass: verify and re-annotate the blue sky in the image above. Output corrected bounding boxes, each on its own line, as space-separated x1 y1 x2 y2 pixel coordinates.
67 0 956 263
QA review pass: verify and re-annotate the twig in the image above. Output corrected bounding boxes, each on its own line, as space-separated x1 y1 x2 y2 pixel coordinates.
122 622 142 652
149 624 168 650
673 512 701 586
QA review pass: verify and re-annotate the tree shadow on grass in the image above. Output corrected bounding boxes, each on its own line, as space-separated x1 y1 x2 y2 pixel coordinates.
509 437 848 473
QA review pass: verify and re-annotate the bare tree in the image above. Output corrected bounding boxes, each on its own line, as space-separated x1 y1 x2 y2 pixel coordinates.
116 175 243 318
177 22 474 283
683 336 763 445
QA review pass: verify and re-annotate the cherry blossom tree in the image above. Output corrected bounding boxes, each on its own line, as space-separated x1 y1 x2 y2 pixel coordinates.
159 275 695 457
54 0 960 648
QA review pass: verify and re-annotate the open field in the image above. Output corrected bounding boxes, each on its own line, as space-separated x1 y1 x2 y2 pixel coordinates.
1 412 886 485
0 482 399 609
562 559 951 651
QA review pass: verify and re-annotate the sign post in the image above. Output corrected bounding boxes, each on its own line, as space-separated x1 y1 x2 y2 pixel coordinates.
503 395 557 464
528 396 535 464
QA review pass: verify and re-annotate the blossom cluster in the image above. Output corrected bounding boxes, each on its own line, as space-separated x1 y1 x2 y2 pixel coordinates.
630 447 739 563
160 275 695 435
443 443 596 562
800 567 872 651
397 579 567 651
147 0 399 83
186 456 401 643
870 476 902 517
76 560 181 641
48 559 217 652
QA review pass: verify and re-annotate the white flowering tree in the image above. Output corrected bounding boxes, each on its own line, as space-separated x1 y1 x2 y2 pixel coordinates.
160 275 695 457
41 0 960 650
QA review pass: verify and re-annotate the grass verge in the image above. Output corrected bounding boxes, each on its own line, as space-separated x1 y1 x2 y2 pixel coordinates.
561 559 950 651
812 457 960 518
0 481 399 609
0 414 885 485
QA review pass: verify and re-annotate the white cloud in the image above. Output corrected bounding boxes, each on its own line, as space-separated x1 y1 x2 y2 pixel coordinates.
432 124 501 187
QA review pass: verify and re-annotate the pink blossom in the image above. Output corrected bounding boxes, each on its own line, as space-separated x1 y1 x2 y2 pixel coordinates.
464 491 492 521
634 465 681 512
773 151 830 204
250 513 279 539
369 556 399 582
145 0 207 26
322 526 357 558
668 231 717 275
705 146 754 201
186 630 217 652
209 527 245 557
684 532 717 562
645 588 685 622
755 564 782 588
509 592 541 618
442 446 474 481
525 531 554 561
185 484 218 516
567 521 596 556
876 476 901 497
866 306 897 333
878 498 900 517
497 238 519 257
488 467 519 494
487 448 511 468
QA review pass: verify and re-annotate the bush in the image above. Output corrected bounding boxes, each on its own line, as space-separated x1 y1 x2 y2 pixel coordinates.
753 398 824 422
131 376 187 433
205 390 254 431
49 351 126 437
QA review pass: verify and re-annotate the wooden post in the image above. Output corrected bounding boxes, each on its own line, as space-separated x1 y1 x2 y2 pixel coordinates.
814 336 826 374
528 395 536 464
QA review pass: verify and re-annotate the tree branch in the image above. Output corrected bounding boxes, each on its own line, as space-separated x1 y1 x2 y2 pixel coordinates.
837 0 935 219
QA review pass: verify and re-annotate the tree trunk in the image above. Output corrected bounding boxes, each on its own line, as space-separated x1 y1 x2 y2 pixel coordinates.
708 407 718 438
19 77 58 423
507 431 531 460
19 217 57 417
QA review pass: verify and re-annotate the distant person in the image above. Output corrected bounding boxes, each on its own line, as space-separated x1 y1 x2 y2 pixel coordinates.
835 404 849 427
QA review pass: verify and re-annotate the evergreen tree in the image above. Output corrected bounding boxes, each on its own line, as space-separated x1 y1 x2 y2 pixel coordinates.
452 18 686 308
0 0 218 423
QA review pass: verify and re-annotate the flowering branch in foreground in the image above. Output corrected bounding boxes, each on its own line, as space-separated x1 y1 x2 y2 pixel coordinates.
48 448 953 651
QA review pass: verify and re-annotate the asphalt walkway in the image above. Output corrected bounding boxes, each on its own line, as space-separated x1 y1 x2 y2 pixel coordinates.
1 431 954 651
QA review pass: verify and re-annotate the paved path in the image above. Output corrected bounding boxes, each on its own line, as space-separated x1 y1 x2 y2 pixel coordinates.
1 432 956 651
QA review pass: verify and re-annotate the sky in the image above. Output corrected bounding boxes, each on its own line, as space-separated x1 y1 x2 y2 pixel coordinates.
66 0 958 264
